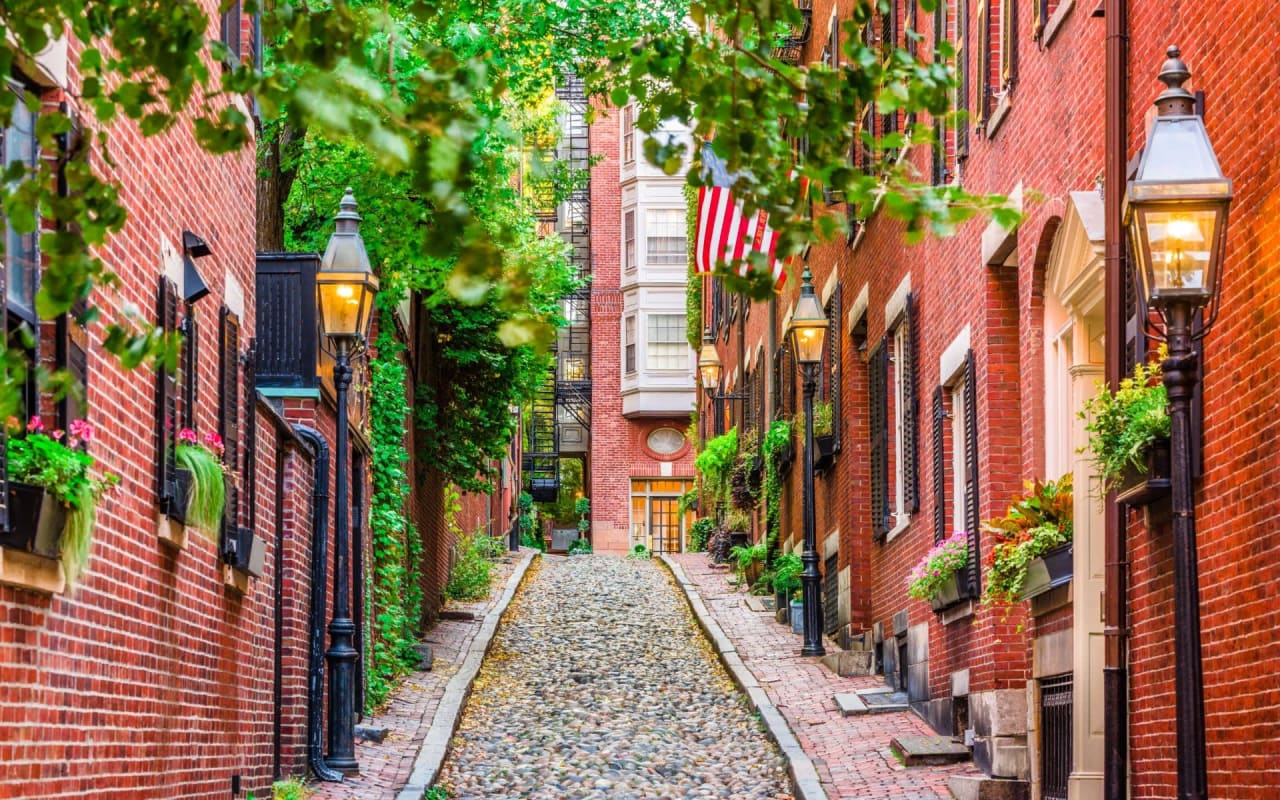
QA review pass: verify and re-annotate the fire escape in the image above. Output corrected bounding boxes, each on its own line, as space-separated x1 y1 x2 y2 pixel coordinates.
527 74 592 501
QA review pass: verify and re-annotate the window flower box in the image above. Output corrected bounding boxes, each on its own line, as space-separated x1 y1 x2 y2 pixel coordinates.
1114 438 1172 507
929 572 963 612
813 434 836 474
1018 542 1073 601
0 483 66 558
907 531 969 612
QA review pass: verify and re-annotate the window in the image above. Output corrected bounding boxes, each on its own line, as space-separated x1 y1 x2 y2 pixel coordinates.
950 379 967 533
624 315 636 374
645 209 687 267
622 104 635 164
978 0 1016 128
630 478 695 553
624 209 636 272
874 294 918 541
646 314 687 370
221 0 243 64
932 0 956 185
880 0 900 142
4 89 38 322
822 285 843 451
955 0 970 163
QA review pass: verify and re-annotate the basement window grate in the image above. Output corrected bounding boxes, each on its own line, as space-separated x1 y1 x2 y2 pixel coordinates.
1040 674 1073 800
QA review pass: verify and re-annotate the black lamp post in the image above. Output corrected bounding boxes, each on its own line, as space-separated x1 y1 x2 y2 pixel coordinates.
316 188 379 774
786 267 828 657
1124 47 1232 800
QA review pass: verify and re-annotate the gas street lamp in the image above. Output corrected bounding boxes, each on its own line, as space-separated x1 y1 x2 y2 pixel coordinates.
316 187 379 773
697 327 742 436
1123 47 1232 800
786 266 828 657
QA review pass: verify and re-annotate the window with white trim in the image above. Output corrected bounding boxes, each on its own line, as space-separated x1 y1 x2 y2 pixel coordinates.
624 210 636 272
893 322 908 524
624 315 636 374
622 105 636 164
950 379 967 533
646 314 687 370
645 209 686 267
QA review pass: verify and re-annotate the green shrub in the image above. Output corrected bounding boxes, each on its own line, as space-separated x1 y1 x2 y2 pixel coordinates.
628 543 651 559
729 541 766 585
519 531 546 552
688 518 714 552
567 537 592 555
772 553 802 596
474 532 507 561
1081 354 1170 490
445 528 495 601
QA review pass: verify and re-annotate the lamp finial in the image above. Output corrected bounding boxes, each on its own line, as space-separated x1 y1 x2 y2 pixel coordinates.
1155 46 1195 116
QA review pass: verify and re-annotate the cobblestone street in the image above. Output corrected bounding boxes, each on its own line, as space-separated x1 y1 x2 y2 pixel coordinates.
436 555 793 800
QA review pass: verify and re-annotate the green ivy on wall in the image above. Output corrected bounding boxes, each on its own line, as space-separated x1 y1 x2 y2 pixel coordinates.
762 419 792 563
685 183 702 350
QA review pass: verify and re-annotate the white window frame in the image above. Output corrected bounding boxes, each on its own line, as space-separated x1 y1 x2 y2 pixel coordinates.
622 104 636 164
645 313 687 371
644 208 687 267
950 380 967 534
624 209 636 272
889 322 910 537
624 315 637 375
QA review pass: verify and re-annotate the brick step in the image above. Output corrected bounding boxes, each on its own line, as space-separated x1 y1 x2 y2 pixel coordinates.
890 734 972 766
820 649 874 677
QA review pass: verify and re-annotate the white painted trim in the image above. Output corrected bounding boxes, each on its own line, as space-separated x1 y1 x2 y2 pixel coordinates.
160 236 184 293
884 273 912 329
781 301 796 333
224 271 245 318
820 268 839 307
939 324 972 386
885 515 911 544
847 283 869 333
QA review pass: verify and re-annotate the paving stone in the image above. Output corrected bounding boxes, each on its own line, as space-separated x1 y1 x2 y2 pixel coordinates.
833 693 868 716
354 724 389 744
435 556 792 800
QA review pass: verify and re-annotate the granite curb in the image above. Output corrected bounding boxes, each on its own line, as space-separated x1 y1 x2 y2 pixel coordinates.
394 549 538 800
659 554 830 800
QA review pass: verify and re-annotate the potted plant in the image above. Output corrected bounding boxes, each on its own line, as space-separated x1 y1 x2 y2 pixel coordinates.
688 517 714 552
725 509 752 550
729 541 766 588
175 427 227 538
1 416 117 586
798 402 836 473
983 475 1074 603
906 531 970 612
1082 354 1171 507
574 496 590 540
731 430 760 510
790 589 805 634
772 552 802 623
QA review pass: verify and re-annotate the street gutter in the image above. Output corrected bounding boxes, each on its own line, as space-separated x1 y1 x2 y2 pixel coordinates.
659 554 830 800
396 548 538 800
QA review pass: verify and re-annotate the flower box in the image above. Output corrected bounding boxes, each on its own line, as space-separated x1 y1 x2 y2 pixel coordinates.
0 483 66 558
1115 439 1172 507
1018 542 1073 601
929 573 963 612
166 467 195 526
813 434 836 474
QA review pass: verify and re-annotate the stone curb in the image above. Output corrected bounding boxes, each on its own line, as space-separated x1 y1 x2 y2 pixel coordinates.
659 555 830 800
395 549 538 800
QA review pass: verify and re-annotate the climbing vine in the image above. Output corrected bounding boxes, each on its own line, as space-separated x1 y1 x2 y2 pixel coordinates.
761 419 792 564
365 284 422 711
685 183 703 350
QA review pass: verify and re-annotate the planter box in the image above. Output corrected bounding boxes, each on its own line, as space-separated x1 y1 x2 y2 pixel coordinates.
929 573 963 612
166 467 195 526
1116 439 1172 507
813 434 836 474
790 600 805 634
1019 542 1074 601
0 483 66 558
745 560 764 587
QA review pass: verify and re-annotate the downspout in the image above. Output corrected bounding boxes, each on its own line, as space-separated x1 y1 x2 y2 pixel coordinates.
293 425 343 783
272 439 289 779
1102 0 1130 796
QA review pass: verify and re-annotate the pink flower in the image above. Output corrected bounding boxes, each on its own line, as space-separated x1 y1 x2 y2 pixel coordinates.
27 416 44 433
203 431 225 455
69 419 93 443
51 429 64 441
177 428 198 445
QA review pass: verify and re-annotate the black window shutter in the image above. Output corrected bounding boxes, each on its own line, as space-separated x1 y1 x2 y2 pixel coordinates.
221 0 243 62
242 339 258 530
901 293 919 513
870 336 890 539
771 346 783 420
0 232 9 531
956 0 970 162
827 283 843 453
156 276 180 510
932 386 946 543
782 342 796 419
182 307 198 430
219 308 241 551
963 350 982 596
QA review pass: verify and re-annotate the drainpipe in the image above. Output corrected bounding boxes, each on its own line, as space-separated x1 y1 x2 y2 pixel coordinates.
293 425 343 783
1102 0 1130 796
272 439 289 779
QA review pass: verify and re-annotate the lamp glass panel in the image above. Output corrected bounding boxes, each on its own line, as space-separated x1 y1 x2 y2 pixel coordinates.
790 322 826 364
317 276 372 338
1139 208 1218 298
1139 117 1224 184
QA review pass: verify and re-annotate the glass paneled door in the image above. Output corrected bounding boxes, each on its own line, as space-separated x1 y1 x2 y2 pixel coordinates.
630 478 694 553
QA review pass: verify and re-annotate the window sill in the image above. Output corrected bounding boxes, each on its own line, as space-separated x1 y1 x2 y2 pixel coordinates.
884 515 911 544
223 564 251 595
985 94 1013 139
157 514 188 551
1042 0 1074 47
0 546 65 595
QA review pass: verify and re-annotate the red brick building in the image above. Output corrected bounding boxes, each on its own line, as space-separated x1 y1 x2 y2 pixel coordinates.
699 1 1280 798
0 5 446 797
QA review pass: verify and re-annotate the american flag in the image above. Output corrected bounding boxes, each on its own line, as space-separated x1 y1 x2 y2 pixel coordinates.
694 142 791 289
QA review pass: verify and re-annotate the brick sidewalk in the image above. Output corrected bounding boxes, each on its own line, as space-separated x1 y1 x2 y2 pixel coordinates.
308 555 524 800
670 553 979 800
